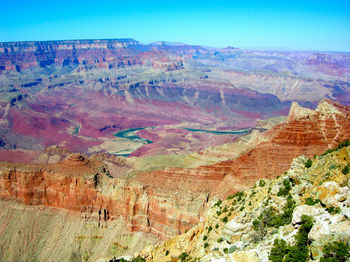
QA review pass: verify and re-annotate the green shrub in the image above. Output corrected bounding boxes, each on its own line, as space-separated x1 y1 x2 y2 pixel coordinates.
222 216 228 223
277 179 292 196
320 240 350 262
239 206 244 211
223 248 228 254
253 219 262 231
259 180 266 187
214 199 222 207
203 235 208 241
165 250 169 256
208 226 212 232
321 140 350 156
326 206 341 215
255 194 296 230
305 197 320 206
342 165 349 175
204 243 208 248
269 215 314 262
234 191 245 202
338 139 350 148
322 148 335 156
227 195 234 200
305 159 313 168
179 252 189 261
217 237 223 243
269 239 288 262
132 257 146 262
215 224 219 229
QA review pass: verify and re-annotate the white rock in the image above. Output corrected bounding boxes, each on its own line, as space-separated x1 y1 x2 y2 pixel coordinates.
223 219 252 242
329 214 345 224
287 102 315 122
309 220 331 241
315 100 344 118
292 205 326 225
342 206 350 219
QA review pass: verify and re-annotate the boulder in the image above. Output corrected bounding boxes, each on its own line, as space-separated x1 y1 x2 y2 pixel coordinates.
292 205 327 225
222 219 252 243
317 181 340 206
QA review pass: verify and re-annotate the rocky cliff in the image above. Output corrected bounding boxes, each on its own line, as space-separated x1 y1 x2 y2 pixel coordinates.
0 152 207 240
1 100 348 242
0 100 350 262
0 39 143 70
0 199 158 262
143 100 350 199
138 141 350 262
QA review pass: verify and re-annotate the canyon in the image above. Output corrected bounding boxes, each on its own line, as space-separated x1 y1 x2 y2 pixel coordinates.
1 39 350 158
0 39 350 261
0 100 350 261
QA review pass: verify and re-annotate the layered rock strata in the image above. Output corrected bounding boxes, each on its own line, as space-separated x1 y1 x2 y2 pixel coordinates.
0 100 349 241
141 100 350 198
0 153 208 239
138 144 350 262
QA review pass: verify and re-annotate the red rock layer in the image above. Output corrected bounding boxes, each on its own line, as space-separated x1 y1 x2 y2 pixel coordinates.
139 100 350 199
0 155 207 239
0 100 349 239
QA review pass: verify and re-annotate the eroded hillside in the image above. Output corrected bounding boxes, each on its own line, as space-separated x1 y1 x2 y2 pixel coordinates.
138 142 350 262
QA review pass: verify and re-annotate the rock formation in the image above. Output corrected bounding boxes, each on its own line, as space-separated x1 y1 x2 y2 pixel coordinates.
0 152 207 240
138 142 350 262
142 100 350 199
0 100 349 244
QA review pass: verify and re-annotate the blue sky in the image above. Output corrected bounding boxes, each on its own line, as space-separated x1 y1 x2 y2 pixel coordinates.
1 0 349 51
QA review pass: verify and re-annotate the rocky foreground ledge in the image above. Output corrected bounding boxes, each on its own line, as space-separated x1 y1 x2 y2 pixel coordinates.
126 141 350 262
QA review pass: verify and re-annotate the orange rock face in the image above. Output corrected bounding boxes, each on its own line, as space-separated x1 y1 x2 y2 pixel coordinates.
138 100 350 199
0 100 349 239
0 154 205 238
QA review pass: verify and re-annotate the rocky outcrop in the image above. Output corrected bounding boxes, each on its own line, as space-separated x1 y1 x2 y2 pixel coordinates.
138 143 350 262
142 100 350 199
0 153 206 239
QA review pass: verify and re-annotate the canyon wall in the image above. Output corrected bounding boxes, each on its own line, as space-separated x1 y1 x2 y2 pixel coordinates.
139 100 350 199
0 200 157 262
0 100 349 241
0 154 209 239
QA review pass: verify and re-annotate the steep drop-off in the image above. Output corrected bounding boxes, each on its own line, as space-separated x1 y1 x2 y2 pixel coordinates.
138 142 350 262
0 153 208 239
139 100 350 199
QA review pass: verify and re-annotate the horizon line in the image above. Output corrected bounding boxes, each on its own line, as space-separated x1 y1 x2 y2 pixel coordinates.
1 37 349 54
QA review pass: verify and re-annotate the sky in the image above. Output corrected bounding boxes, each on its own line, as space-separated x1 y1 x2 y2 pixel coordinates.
1 0 350 51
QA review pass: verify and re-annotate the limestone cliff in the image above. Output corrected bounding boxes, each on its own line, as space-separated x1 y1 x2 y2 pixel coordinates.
138 141 350 262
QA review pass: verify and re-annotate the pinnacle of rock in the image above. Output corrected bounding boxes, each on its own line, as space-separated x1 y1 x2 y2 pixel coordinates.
315 100 344 117
287 102 315 122
63 153 89 166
